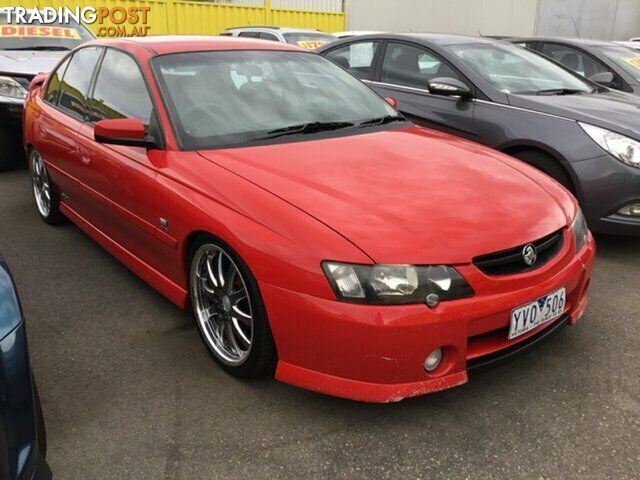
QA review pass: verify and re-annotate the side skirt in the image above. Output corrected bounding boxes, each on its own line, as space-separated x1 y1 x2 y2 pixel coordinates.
60 202 188 308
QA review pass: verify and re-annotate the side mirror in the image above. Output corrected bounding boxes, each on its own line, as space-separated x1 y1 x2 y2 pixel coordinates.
94 118 156 148
427 77 472 99
29 72 48 91
385 97 398 108
588 71 614 86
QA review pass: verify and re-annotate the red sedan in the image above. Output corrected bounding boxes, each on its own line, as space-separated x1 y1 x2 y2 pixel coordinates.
23 36 595 402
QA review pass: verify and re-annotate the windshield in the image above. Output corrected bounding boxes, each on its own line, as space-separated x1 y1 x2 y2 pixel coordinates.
597 46 640 82
448 42 593 95
0 14 95 50
154 50 399 150
283 32 335 50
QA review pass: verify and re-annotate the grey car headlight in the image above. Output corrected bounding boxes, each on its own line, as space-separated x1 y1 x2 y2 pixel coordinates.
0 76 27 99
580 122 640 168
572 208 589 253
322 262 474 305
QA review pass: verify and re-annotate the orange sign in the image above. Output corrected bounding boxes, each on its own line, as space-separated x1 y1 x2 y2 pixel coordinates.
624 57 640 70
0 25 81 39
297 40 328 50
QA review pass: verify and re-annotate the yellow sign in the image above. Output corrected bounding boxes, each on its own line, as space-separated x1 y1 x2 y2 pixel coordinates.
0 25 81 39
297 40 329 50
624 57 640 70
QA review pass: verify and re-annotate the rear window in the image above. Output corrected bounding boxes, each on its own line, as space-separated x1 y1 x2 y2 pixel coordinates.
0 13 95 51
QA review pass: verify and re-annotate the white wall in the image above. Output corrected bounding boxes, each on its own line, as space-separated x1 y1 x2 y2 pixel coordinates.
345 0 539 36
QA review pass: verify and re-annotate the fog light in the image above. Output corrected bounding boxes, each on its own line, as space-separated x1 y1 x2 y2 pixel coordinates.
424 348 443 372
618 203 640 217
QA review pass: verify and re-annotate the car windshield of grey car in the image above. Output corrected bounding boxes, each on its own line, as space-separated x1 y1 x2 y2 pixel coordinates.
0 14 94 50
449 42 595 95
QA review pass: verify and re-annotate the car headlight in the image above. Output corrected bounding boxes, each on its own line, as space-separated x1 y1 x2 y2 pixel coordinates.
0 76 27 99
571 208 589 253
580 122 640 168
322 262 474 305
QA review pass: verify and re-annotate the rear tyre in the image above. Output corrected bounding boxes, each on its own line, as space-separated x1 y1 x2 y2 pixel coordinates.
189 234 276 378
512 150 575 195
29 149 65 225
33 382 47 457
0 128 18 172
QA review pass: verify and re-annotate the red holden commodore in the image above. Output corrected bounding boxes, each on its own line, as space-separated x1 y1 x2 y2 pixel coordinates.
23 36 595 402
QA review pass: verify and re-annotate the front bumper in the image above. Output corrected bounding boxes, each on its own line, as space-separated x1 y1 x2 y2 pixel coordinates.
262 231 596 402
571 153 640 235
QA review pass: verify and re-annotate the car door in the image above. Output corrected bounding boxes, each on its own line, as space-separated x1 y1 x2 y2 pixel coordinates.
74 47 164 267
33 46 103 221
370 41 475 139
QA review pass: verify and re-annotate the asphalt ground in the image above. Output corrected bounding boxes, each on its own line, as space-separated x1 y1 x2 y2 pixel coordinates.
1 167 638 479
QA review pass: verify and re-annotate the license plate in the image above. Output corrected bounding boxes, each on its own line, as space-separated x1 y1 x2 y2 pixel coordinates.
509 287 566 340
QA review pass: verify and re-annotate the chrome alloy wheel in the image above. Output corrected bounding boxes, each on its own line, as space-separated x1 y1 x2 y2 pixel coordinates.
31 151 52 218
191 244 254 365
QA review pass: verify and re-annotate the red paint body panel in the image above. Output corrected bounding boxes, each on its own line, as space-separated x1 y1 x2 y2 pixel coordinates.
22 36 597 402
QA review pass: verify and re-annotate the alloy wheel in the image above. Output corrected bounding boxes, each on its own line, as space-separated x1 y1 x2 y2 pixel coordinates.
191 244 254 365
31 151 51 218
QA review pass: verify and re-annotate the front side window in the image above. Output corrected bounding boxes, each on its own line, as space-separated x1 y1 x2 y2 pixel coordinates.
597 46 640 82
154 50 398 150
258 32 279 42
57 47 103 119
449 42 593 95
540 43 610 79
0 13 94 51
238 31 259 38
87 49 153 126
44 57 70 104
381 42 464 90
325 41 379 79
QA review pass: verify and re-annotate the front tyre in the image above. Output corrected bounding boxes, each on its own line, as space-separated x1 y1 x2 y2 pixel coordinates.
30 149 65 225
189 235 276 378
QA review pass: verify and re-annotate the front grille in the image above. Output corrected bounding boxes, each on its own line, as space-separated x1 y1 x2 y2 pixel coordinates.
473 229 564 276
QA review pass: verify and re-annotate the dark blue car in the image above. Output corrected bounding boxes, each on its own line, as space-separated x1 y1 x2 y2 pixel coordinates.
0 257 50 479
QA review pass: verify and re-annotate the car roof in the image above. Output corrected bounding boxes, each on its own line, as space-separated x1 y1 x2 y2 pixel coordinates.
509 36 616 47
88 35 305 54
342 33 507 46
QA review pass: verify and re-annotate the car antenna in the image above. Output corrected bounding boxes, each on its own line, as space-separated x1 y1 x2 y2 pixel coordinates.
571 17 581 37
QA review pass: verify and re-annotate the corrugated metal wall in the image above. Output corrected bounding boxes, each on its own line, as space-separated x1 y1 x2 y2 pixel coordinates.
7 0 345 35
196 0 343 12
345 0 538 37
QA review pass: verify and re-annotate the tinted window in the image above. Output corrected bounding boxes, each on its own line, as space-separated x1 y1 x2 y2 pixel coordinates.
325 41 379 79
58 47 102 119
239 31 260 38
45 57 70 104
541 43 610 79
258 32 279 42
154 50 398 149
283 32 335 50
87 49 153 126
381 42 464 90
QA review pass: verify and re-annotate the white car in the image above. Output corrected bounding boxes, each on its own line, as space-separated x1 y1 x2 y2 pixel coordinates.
615 41 640 51
220 26 336 50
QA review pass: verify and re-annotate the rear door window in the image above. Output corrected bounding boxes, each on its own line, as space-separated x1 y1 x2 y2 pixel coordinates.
325 41 380 80
57 47 103 120
239 31 260 38
258 32 279 42
44 57 71 104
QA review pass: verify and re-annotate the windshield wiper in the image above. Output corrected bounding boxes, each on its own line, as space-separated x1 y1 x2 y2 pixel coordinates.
357 115 405 127
535 88 590 96
3 46 71 51
254 121 355 140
